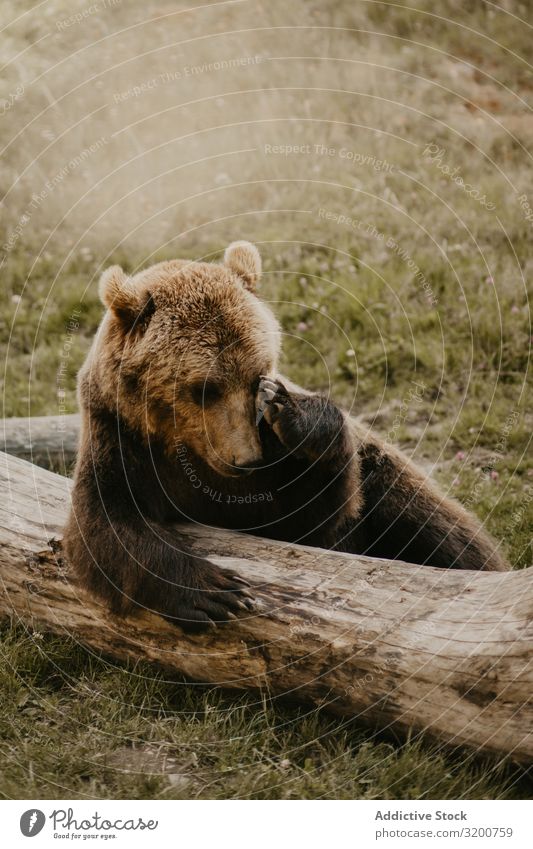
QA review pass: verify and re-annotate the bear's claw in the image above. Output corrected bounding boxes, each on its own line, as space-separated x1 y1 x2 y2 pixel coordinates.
258 380 312 456
166 563 256 632
256 377 279 424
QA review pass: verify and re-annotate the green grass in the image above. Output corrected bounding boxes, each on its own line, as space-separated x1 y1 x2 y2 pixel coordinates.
1 627 530 800
1 0 531 799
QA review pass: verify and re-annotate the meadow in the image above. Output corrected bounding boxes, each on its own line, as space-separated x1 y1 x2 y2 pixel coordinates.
0 0 531 798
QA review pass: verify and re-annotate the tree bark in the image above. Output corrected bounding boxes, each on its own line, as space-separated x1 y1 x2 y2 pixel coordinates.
0 450 531 764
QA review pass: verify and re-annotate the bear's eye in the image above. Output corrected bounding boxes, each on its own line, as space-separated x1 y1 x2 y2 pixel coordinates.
189 381 222 407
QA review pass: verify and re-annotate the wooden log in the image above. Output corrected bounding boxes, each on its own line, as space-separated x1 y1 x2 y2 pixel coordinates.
0 449 531 763
1 414 80 462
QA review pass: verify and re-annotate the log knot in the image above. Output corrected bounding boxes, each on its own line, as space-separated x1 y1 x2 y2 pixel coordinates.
24 538 68 582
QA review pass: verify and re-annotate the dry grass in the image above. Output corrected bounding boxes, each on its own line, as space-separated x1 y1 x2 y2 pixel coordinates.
0 0 531 798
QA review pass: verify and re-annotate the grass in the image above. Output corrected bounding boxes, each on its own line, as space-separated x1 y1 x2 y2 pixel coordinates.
1 626 530 800
1 0 532 799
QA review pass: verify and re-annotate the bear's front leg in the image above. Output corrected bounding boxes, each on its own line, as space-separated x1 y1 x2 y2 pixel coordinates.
257 377 352 470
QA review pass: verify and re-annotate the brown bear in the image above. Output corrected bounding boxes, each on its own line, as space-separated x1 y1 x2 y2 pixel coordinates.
63 241 509 630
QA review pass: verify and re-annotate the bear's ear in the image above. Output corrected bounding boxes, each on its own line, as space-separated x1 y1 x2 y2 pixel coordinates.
99 265 155 328
224 241 261 291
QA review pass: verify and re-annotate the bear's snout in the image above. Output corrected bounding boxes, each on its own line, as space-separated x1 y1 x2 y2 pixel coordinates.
229 457 264 476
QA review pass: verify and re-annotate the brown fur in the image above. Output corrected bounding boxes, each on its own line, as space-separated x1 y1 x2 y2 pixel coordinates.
63 242 509 631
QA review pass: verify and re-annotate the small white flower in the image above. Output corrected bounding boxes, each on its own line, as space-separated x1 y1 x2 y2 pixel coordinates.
80 247 93 262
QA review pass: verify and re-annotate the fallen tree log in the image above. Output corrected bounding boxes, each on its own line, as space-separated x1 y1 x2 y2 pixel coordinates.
1 414 80 463
0 450 531 763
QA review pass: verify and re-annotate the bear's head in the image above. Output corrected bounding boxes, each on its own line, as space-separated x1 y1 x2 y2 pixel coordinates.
91 241 280 477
